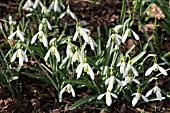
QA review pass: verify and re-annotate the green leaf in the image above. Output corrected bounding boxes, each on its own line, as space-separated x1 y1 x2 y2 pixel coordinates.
162 90 170 98
122 90 131 103
97 26 101 56
70 95 97 110
125 45 135 57
131 51 146 65
120 0 126 24
29 45 45 57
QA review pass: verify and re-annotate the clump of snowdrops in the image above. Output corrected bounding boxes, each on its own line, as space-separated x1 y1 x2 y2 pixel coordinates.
0 0 169 110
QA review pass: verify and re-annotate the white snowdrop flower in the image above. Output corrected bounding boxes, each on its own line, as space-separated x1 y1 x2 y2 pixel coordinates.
33 0 43 9
132 90 148 106
76 61 94 80
113 25 122 33
122 28 139 43
59 84 75 102
8 26 25 42
11 49 28 66
105 76 123 91
73 26 90 43
97 89 117 106
122 75 140 86
106 34 122 48
44 46 60 62
31 24 48 47
23 0 34 11
47 0 65 13
145 62 168 76
117 58 126 74
8 16 16 25
71 50 82 64
59 5 77 20
145 82 163 101
123 60 138 78
88 36 97 50
42 18 52 30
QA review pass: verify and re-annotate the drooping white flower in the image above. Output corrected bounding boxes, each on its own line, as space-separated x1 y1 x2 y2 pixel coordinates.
132 91 148 106
23 0 34 11
117 58 126 74
47 0 65 13
97 89 117 106
71 50 82 64
112 25 122 33
11 49 28 66
145 82 163 101
59 5 77 20
122 28 139 43
59 84 75 102
145 63 168 76
73 26 90 43
31 24 48 47
123 60 138 78
8 26 25 42
44 46 60 62
106 34 122 48
8 15 16 25
105 76 123 91
33 0 43 9
122 76 140 86
41 18 52 30
76 62 94 80
88 36 98 50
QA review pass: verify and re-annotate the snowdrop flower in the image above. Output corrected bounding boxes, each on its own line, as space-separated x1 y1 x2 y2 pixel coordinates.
106 34 122 48
145 62 168 76
122 28 139 43
41 18 52 30
71 50 82 64
23 0 34 11
44 46 60 62
31 24 48 47
8 26 24 42
0 22 2 30
73 26 90 43
97 89 117 106
76 60 94 80
122 75 140 86
105 76 123 91
145 82 163 101
41 5 48 14
59 5 77 20
112 25 122 33
59 84 75 102
88 36 98 50
47 0 65 13
11 49 28 66
33 0 43 9
132 89 148 106
8 16 16 25
117 57 126 74
123 60 138 78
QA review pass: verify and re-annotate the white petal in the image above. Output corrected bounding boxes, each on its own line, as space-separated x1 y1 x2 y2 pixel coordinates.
69 11 76 20
92 38 97 47
145 88 154 97
87 64 94 80
19 53 24 66
132 78 140 84
123 64 131 78
31 33 39 44
33 0 39 9
70 85 75 97
108 77 114 91
105 78 110 85
59 11 67 19
44 48 51 61
116 78 124 87
49 38 56 45
145 65 154 76
97 93 105 100
18 31 24 42
106 36 112 48
59 86 67 102
106 92 112 106
46 19 52 30
124 77 131 83
23 51 28 62
115 34 121 45
8 31 16 39
120 62 126 74
157 65 168 76
11 50 18 62
132 96 138 106
73 31 79 41
131 66 138 76
141 95 149 102
76 63 84 79
47 2 54 13
42 33 48 47
111 93 118 98
156 91 162 101
55 48 60 62
80 28 89 42
131 29 139 40
76 63 83 73
122 29 129 43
